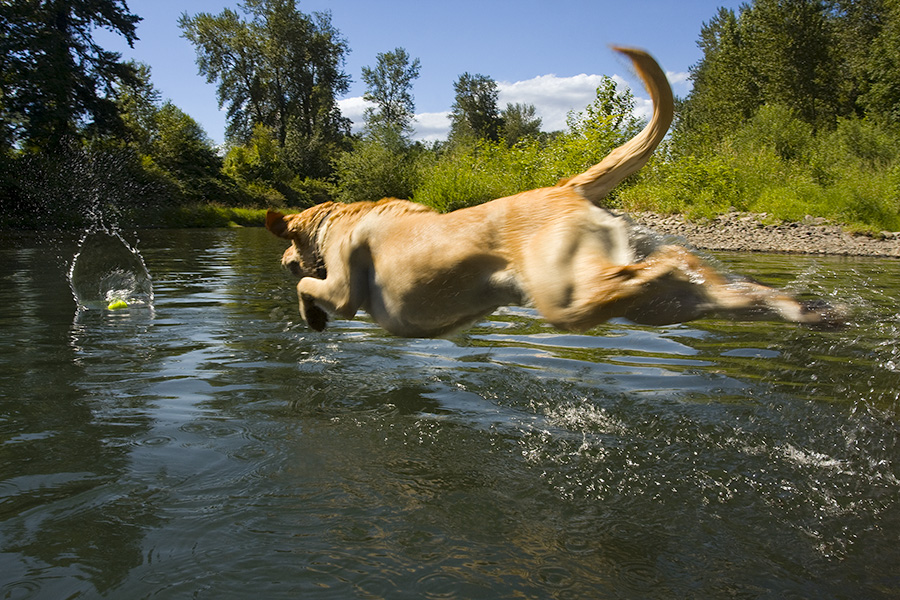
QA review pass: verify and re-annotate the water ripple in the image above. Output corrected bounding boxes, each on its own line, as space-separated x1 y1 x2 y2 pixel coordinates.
4 230 900 598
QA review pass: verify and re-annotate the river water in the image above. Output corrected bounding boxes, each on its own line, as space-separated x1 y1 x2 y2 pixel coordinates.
1 227 898 598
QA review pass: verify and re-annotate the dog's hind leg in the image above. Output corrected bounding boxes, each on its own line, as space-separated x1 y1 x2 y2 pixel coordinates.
692 277 846 327
532 245 711 330
619 246 847 327
535 245 845 331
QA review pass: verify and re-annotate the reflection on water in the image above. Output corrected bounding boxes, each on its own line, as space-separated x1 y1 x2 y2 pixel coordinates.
0 228 898 598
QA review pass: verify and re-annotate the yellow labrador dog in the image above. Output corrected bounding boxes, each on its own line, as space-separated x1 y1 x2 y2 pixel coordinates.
267 47 841 338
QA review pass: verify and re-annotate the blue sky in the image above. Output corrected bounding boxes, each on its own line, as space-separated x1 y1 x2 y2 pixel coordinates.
97 0 746 144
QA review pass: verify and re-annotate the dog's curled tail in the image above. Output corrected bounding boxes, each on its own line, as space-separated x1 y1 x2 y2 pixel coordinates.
561 46 674 205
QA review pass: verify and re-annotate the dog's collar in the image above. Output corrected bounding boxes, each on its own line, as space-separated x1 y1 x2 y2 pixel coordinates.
314 258 327 279
311 206 335 279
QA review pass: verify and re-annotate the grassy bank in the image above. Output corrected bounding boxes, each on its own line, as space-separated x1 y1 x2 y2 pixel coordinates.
125 204 271 229
407 108 900 234
7 109 896 233
617 108 900 233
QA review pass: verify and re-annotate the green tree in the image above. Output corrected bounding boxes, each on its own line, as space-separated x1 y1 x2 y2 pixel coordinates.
679 0 896 147
178 8 265 144
335 47 423 203
0 0 141 151
556 77 646 191
113 63 226 204
743 0 840 128
732 103 814 161
861 0 900 122
413 79 650 213
222 122 334 207
179 0 350 178
151 103 221 186
678 7 759 143
333 126 423 202
565 76 642 143
827 0 887 113
224 124 292 191
500 102 542 146
449 73 503 144
115 62 162 153
361 47 421 136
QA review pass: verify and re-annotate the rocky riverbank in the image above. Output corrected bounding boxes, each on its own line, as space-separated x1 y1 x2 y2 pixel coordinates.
631 211 900 258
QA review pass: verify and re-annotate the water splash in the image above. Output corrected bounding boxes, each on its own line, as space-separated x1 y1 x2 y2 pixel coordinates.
68 226 153 311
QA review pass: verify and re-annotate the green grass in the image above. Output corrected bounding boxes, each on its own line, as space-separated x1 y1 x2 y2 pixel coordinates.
617 111 900 231
619 151 900 231
122 203 272 228
406 110 900 232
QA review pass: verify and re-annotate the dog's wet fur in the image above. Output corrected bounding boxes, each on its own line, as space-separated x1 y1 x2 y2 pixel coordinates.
267 47 846 337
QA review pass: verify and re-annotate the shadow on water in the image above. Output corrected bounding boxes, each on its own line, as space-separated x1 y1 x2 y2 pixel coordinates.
0 231 163 597
1 228 899 598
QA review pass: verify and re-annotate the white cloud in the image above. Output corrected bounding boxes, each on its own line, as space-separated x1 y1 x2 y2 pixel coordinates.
498 72 667 133
634 97 654 121
412 111 452 143
497 73 618 132
337 96 450 142
337 96 370 133
338 70 690 143
666 70 691 87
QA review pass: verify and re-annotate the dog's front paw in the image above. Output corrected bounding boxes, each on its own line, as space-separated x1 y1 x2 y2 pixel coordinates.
305 305 329 331
300 295 329 331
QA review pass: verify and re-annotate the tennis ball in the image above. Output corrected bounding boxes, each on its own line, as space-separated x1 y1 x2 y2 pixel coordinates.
107 299 129 310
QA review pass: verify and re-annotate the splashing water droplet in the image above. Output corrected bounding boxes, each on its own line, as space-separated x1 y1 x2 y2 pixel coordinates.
68 227 153 311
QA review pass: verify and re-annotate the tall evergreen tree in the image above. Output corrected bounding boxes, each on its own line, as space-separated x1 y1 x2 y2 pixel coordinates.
827 0 887 113
680 7 761 140
861 0 900 122
0 0 141 151
678 0 899 148
115 62 161 153
743 0 840 127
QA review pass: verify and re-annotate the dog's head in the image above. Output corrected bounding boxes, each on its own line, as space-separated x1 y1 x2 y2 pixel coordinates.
265 204 334 279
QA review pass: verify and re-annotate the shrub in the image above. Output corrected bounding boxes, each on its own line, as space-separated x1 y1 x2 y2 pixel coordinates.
413 140 552 212
618 153 744 218
623 105 900 231
413 80 647 212
733 103 813 162
333 129 424 203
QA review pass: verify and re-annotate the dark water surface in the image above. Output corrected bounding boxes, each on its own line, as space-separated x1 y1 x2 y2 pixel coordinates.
1 227 898 599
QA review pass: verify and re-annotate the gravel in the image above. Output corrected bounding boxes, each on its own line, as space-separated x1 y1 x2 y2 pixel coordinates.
629 211 900 258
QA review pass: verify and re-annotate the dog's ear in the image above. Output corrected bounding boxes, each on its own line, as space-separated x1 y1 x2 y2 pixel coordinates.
266 210 289 238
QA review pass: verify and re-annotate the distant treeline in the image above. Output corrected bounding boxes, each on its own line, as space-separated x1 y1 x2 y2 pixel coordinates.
1 0 898 231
